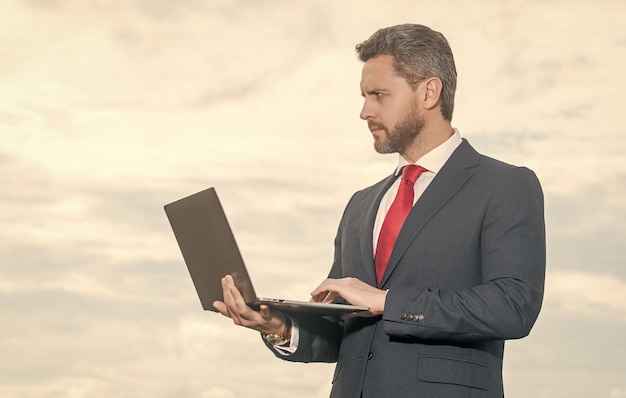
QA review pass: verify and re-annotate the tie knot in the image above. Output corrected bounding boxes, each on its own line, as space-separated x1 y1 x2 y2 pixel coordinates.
401 165 427 184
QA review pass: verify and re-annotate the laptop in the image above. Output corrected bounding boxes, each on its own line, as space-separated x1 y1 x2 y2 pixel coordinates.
164 187 368 316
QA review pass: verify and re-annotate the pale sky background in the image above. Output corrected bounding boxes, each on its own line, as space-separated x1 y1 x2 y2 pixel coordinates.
1 0 625 397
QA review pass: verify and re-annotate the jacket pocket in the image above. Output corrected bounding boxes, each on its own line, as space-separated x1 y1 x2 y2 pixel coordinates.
417 355 491 391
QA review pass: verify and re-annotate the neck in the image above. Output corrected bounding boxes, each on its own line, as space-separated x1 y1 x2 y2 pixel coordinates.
401 121 453 163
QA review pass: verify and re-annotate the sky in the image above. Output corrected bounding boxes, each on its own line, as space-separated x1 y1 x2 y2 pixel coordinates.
1 0 625 397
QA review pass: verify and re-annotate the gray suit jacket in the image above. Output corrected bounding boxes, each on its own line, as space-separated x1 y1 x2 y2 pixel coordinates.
269 140 546 398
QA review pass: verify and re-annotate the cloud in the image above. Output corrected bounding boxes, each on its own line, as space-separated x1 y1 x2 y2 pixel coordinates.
546 270 626 321
1 1 626 397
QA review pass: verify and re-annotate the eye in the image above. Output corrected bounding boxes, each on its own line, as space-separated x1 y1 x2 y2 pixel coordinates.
361 90 386 100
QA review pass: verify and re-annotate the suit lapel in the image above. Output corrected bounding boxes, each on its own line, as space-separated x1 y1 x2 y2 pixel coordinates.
379 140 480 287
358 173 399 286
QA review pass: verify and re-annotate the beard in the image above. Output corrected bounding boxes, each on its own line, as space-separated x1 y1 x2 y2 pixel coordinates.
370 101 424 154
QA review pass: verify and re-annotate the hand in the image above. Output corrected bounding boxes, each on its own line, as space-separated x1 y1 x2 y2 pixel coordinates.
212 275 287 335
310 277 387 318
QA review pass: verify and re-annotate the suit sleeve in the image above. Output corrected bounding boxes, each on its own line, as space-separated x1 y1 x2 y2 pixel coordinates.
383 166 546 342
263 193 363 363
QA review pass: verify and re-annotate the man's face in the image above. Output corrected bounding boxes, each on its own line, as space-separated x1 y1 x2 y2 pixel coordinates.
359 55 424 155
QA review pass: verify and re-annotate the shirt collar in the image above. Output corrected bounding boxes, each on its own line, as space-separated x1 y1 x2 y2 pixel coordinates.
394 128 463 176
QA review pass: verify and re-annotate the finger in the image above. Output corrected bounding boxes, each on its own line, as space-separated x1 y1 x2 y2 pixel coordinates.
322 291 339 304
221 276 246 312
212 300 230 317
221 276 236 304
226 283 265 326
225 303 242 325
221 275 249 311
220 280 236 308
229 286 253 316
310 291 332 303
258 304 272 321
221 278 245 324
310 280 328 296
310 279 336 301
310 292 326 303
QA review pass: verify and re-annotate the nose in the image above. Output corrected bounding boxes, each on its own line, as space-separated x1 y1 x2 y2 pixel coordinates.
360 99 374 121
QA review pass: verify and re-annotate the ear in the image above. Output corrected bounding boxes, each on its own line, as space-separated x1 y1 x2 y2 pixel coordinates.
422 77 443 111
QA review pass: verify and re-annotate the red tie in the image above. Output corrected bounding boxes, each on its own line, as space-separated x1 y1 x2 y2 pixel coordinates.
374 165 427 286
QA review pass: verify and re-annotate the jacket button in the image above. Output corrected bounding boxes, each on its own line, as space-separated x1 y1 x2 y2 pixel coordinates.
367 351 373 360
416 314 425 322
400 313 408 320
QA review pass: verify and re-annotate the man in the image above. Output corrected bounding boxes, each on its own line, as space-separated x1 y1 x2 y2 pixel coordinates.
214 24 545 397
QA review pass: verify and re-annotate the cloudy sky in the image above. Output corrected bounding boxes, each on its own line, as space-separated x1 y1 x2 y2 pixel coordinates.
1 0 625 397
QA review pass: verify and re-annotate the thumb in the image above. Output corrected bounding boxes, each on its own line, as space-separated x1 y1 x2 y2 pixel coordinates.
259 304 272 320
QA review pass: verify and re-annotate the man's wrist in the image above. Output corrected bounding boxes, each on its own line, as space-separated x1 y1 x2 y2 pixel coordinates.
372 288 389 315
282 315 292 339
262 316 292 346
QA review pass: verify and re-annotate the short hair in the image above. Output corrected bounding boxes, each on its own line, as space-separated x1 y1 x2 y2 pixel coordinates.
356 24 457 121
